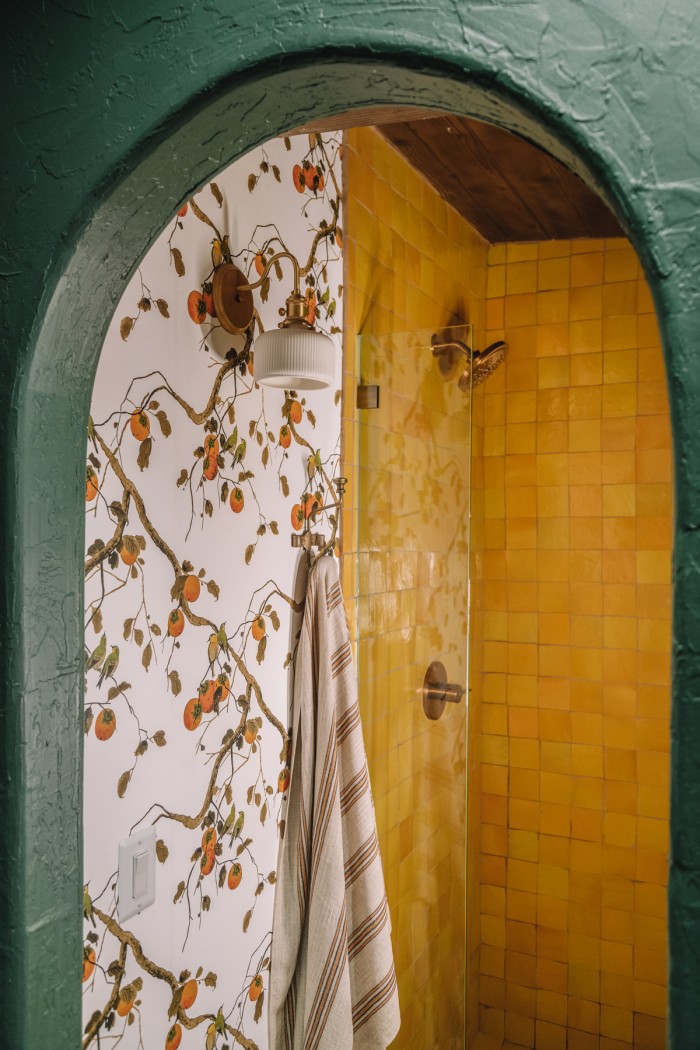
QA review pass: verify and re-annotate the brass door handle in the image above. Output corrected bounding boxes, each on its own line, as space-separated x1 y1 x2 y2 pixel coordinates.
422 661 465 720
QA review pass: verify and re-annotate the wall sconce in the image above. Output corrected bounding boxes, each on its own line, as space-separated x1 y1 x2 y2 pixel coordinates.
211 252 335 390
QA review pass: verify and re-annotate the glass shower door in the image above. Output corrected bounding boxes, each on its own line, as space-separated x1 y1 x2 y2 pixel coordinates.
354 325 473 1049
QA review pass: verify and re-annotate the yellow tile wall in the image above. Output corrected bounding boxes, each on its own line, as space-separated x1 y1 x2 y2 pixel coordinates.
344 125 670 1050
343 126 488 1049
475 238 671 1049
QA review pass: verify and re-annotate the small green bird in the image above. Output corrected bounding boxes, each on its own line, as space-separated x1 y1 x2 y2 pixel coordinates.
208 631 220 672
98 645 120 688
85 634 106 674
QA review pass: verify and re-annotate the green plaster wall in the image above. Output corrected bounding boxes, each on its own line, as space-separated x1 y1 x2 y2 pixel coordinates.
2 3 700 1047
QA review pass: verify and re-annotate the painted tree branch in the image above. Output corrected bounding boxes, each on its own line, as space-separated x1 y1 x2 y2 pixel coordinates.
229 647 287 747
154 703 248 830
94 431 287 748
147 353 242 426
91 907 259 1045
94 432 182 577
83 943 128 1048
288 420 340 558
300 202 339 279
92 906 178 992
84 489 131 576
173 598 287 745
92 907 258 1049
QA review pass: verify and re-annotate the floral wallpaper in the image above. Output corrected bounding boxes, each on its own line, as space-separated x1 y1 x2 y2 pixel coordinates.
83 132 343 1050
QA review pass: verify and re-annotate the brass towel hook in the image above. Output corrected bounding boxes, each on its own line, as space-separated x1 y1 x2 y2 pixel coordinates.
291 476 348 563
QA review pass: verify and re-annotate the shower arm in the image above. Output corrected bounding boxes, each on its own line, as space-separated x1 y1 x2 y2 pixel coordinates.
431 339 472 359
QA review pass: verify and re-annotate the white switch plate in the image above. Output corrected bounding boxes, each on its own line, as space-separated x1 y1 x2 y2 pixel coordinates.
118 826 156 921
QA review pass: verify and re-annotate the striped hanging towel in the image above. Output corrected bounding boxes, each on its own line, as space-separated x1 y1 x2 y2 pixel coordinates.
269 556 400 1050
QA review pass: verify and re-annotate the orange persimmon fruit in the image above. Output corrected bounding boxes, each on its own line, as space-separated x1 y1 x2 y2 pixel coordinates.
168 608 185 637
182 574 201 603
292 164 306 193
165 1024 182 1050
120 542 139 566
83 946 96 983
305 290 316 325
204 433 219 458
86 469 99 502
198 679 216 713
187 290 207 324
214 673 230 705
183 697 203 731
203 455 218 481
117 985 136 1017
202 285 216 318
229 487 244 513
201 827 217 851
180 978 198 1011
291 504 304 531
200 849 215 876
95 709 116 741
130 410 150 441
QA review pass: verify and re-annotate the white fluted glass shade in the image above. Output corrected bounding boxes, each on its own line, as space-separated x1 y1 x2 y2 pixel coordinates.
252 326 335 389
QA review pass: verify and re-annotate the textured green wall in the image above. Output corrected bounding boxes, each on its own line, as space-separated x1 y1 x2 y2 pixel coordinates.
2 3 700 1047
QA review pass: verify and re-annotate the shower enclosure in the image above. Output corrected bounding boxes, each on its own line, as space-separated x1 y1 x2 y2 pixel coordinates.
353 324 475 1048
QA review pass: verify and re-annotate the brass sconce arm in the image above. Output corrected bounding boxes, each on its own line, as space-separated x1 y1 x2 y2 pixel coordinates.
212 251 308 335
239 250 309 329
239 251 301 297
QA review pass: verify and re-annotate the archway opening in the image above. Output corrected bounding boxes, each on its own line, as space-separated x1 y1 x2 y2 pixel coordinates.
13 53 685 1050
80 102 671 1050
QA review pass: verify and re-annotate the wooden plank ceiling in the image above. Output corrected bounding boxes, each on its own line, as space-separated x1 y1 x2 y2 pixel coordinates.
292 107 622 243
379 115 622 243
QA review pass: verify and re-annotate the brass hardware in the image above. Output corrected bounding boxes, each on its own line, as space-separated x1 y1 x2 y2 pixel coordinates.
322 475 347 514
291 531 326 551
431 337 469 380
290 476 347 561
357 384 380 409
239 250 315 333
211 264 255 334
422 660 465 721
211 250 319 337
431 332 508 390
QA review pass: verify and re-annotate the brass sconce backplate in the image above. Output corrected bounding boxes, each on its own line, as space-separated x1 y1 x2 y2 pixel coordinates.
211 263 255 334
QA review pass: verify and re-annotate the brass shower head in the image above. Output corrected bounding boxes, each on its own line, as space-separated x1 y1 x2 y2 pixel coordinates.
431 336 507 389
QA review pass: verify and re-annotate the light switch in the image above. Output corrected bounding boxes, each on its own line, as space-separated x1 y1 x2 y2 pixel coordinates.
133 850 149 897
118 826 156 921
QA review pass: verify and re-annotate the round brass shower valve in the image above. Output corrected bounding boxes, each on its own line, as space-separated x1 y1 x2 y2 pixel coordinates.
422 660 465 720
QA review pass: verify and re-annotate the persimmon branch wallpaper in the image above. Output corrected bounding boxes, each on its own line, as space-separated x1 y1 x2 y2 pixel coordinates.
83 132 343 1050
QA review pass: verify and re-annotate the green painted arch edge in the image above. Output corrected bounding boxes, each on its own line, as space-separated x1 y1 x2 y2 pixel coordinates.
5 35 700 1050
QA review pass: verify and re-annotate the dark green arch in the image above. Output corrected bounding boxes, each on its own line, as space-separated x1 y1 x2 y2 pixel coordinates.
3 6 700 1047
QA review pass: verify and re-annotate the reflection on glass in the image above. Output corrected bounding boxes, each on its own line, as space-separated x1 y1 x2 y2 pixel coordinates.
355 325 473 1049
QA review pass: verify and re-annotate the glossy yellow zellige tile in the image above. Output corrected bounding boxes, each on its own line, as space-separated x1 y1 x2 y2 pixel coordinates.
471 236 671 1049
348 137 670 1049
